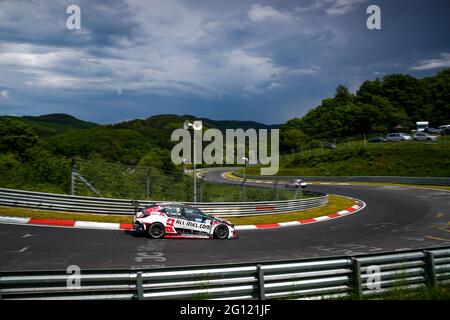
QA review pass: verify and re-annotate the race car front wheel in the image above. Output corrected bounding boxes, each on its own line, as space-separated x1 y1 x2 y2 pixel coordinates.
148 223 165 239
214 225 229 239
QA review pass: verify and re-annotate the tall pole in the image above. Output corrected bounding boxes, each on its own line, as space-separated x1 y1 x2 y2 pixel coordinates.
71 159 76 195
243 162 246 201
193 136 197 202
242 157 248 202
184 120 202 203
199 177 203 202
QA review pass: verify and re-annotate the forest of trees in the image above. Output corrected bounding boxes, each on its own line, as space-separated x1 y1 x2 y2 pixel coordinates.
280 68 450 152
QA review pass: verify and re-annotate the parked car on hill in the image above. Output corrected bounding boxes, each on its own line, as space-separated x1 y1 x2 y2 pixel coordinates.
413 132 439 141
424 127 439 134
386 133 412 142
368 137 387 143
323 143 336 149
438 125 450 135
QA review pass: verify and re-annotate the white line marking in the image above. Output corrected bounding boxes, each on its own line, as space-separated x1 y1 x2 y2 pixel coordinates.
235 225 258 230
314 216 331 222
0 216 30 224
22 233 34 238
278 221 301 227
74 221 120 230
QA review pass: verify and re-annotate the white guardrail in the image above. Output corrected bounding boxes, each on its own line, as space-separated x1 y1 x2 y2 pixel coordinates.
0 188 328 217
0 247 448 300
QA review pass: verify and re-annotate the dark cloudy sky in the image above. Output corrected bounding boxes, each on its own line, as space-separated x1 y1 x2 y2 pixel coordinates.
0 0 449 124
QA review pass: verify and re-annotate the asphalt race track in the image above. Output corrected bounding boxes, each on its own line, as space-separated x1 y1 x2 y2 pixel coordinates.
0 168 449 271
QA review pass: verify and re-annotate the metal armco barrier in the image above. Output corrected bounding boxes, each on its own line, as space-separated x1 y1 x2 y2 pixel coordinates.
233 173 450 186
0 188 328 217
0 247 448 300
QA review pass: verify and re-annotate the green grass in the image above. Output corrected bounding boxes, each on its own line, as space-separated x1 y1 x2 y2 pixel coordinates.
242 137 450 177
343 284 450 300
376 284 450 300
312 182 450 190
0 195 354 226
226 171 450 191
225 195 354 225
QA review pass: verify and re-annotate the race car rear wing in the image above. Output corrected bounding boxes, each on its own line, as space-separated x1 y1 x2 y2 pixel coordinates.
131 200 142 214
130 200 176 214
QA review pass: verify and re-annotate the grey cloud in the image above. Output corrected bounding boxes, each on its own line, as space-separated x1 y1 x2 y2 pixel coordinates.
411 53 450 71
0 0 449 124
0 90 9 99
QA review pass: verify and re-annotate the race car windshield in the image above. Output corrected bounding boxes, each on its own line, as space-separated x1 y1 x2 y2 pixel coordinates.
183 208 209 219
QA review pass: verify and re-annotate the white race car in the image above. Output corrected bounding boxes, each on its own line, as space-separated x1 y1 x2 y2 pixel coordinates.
132 203 237 239
285 179 307 189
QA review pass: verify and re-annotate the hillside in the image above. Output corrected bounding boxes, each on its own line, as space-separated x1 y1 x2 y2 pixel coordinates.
108 114 277 150
0 114 98 137
46 127 154 165
244 138 450 177
198 118 280 131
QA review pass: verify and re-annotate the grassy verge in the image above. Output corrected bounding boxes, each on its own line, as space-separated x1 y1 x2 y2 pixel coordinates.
342 284 450 300
0 195 355 226
313 181 450 191
225 195 355 225
226 171 450 191
242 138 450 177
374 284 450 300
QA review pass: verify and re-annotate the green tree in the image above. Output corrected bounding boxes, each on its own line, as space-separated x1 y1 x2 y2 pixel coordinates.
138 148 177 173
334 84 354 105
0 118 39 154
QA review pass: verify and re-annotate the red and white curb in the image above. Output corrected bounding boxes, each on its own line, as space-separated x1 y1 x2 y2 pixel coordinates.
0 199 365 232
234 200 366 230
0 216 133 231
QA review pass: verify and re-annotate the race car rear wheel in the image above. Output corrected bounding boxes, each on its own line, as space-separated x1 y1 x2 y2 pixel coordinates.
148 223 165 239
214 225 229 239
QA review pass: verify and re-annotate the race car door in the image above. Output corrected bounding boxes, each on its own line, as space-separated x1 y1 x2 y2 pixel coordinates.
181 207 212 235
